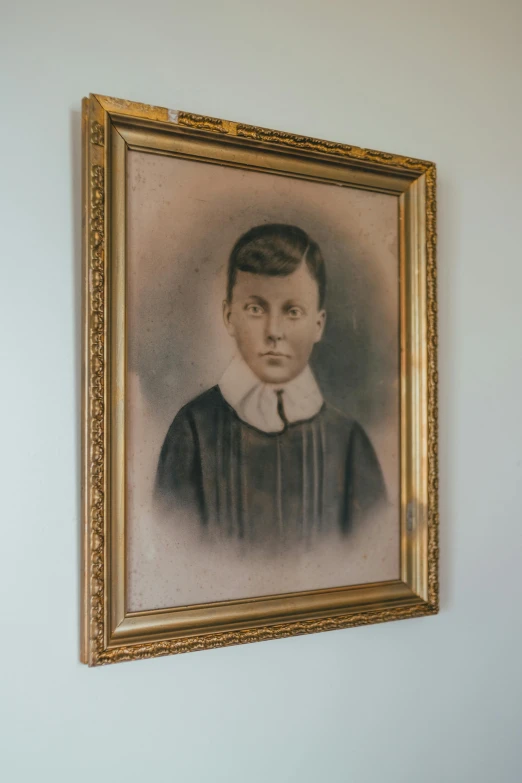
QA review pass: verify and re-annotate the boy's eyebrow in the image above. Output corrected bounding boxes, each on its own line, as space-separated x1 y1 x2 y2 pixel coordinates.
281 299 309 313
282 298 305 307
244 295 269 306
243 295 311 310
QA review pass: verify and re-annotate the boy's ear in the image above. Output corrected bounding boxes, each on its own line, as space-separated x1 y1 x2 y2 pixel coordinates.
314 309 326 343
222 299 236 337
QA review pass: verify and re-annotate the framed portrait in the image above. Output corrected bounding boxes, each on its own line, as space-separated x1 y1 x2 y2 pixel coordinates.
81 94 439 666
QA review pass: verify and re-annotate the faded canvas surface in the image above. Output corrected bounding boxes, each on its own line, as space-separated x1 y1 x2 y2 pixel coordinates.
126 150 400 611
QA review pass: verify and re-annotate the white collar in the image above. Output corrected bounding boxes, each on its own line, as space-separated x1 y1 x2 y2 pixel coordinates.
218 354 323 433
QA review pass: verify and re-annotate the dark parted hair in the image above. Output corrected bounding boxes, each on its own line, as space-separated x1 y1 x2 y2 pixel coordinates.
226 224 327 308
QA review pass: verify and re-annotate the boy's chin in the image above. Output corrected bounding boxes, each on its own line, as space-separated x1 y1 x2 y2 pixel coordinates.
250 361 303 385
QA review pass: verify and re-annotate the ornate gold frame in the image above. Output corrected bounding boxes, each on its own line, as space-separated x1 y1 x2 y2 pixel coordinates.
81 93 438 666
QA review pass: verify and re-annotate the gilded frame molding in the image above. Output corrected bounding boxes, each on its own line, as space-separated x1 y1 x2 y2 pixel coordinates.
81 93 438 666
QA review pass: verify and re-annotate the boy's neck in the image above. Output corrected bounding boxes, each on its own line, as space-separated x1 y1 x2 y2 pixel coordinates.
219 354 323 433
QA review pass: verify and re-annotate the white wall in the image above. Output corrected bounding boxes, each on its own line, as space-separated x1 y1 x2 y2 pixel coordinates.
2 1 522 781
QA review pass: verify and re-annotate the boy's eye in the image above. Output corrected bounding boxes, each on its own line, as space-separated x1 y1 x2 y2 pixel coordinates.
246 304 264 316
287 307 303 318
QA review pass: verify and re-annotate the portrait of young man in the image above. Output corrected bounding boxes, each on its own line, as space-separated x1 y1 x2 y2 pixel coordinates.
125 151 399 610
155 224 386 547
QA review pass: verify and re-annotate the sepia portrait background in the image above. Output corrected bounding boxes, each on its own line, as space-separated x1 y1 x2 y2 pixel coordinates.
126 150 400 612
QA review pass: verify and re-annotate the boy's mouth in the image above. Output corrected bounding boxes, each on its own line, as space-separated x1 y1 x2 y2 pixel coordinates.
261 351 290 358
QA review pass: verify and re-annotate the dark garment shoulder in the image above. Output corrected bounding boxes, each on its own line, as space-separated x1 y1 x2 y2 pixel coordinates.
156 386 386 544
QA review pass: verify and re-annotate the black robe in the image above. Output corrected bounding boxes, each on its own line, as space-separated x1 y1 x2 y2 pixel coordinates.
156 386 386 546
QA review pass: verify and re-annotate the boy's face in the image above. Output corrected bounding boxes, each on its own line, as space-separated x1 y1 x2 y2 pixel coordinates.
223 262 326 385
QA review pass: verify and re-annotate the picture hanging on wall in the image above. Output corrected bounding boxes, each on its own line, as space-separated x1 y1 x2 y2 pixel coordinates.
81 93 439 665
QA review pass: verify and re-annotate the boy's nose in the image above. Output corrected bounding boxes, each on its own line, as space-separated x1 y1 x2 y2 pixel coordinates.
266 314 284 342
